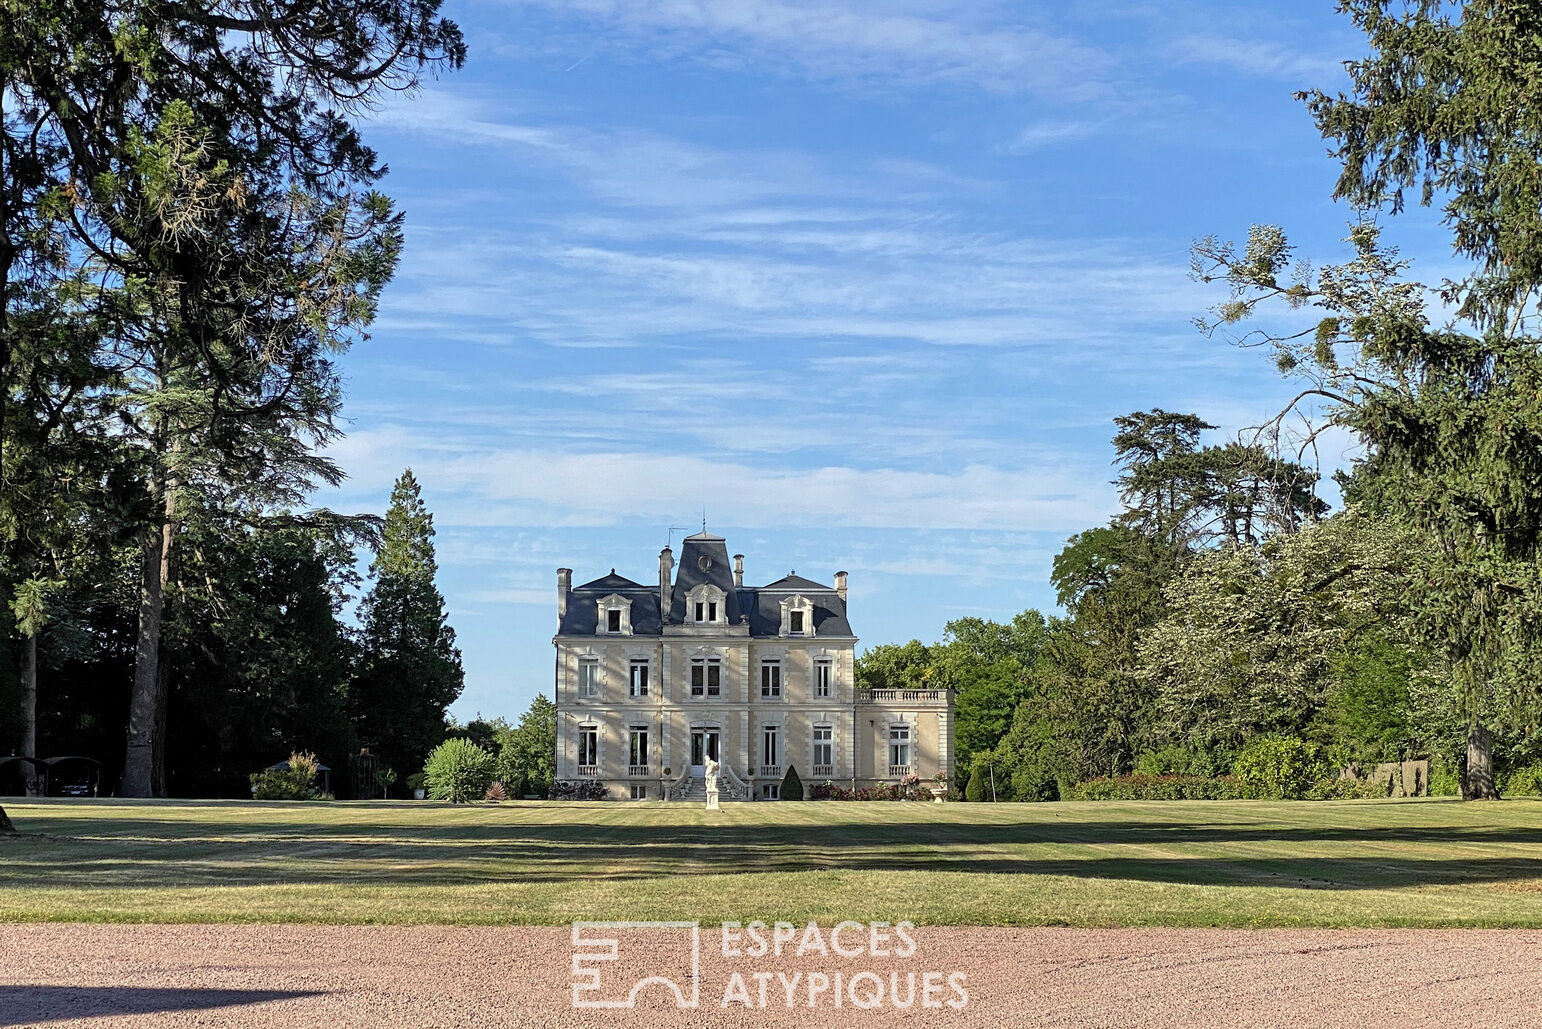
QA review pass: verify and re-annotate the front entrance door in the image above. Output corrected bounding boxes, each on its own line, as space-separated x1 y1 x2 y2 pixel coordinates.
689 729 720 776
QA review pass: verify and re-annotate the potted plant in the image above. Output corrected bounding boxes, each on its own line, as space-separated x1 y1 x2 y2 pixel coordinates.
407 772 428 800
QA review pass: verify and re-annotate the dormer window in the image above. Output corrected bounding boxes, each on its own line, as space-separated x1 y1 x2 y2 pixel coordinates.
687 584 726 625
597 594 632 635
778 594 815 637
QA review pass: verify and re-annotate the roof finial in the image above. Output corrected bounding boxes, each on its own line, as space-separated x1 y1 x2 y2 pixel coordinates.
701 507 707 533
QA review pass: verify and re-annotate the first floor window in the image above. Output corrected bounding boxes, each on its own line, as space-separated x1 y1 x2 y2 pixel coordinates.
762 725 780 767
815 660 832 698
629 660 649 697
578 726 598 766
578 659 600 698
760 660 781 698
889 725 911 769
812 725 833 767
629 727 649 767
691 659 721 697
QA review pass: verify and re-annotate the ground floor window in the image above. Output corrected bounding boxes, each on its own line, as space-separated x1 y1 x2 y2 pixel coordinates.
812 724 833 773
629 726 650 773
578 726 598 768
630 784 648 800
889 724 911 773
761 783 780 800
762 725 780 770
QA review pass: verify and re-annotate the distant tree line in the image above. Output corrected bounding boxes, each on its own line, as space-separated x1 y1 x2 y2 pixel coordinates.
1 466 465 796
862 0 1542 803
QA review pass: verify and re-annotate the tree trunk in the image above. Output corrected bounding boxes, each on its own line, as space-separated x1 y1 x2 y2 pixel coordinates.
19 633 35 759
1462 722 1499 800
123 480 176 798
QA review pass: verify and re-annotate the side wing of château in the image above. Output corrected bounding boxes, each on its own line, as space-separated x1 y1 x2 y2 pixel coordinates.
552 532 953 800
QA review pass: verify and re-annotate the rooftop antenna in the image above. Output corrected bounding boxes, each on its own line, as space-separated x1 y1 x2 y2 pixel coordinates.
666 524 689 550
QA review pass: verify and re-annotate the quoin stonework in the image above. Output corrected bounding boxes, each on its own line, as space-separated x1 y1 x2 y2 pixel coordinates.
552 532 954 801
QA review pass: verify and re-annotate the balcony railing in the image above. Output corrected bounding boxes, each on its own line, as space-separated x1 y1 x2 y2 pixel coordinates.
760 765 781 778
858 689 947 702
577 765 597 777
628 765 650 777
811 765 833 777
888 765 912 777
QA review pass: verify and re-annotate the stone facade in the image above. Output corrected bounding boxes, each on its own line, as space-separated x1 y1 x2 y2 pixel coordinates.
552 532 952 800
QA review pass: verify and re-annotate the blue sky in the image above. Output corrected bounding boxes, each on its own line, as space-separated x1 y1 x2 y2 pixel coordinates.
315 0 1451 721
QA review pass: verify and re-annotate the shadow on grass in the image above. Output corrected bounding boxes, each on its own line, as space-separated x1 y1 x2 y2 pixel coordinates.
3 812 1542 892
0 986 322 1025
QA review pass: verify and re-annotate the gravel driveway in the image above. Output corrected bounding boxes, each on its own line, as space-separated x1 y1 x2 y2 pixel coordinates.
1 924 1537 1028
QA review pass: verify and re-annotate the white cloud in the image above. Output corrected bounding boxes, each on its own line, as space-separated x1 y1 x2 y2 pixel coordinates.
496 0 1118 98
1170 34 1344 82
1001 119 1106 153
323 429 1115 533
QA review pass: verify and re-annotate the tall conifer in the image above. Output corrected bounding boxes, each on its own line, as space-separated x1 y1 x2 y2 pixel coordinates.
351 470 463 779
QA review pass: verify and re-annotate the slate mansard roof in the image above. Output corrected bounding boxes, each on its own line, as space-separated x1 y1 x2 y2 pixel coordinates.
557 532 853 638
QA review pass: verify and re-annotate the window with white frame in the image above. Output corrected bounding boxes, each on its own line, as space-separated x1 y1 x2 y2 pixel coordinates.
812 724 833 771
760 660 782 698
630 784 648 800
688 585 726 625
629 659 650 697
761 725 781 769
779 594 815 637
578 726 598 767
578 658 600 699
597 594 632 635
815 659 832 698
690 657 721 697
889 724 911 770
761 783 780 800
628 726 650 770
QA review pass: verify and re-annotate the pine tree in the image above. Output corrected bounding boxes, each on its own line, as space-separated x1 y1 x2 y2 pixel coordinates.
351 471 464 777
1 1 464 796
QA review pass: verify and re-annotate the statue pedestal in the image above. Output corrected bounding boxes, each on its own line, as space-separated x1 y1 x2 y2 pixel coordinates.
705 790 720 811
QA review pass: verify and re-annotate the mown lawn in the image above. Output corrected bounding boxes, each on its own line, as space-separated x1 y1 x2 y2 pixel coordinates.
3 797 1541 927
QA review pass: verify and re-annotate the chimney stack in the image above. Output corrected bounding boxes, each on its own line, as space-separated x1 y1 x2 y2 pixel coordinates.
557 568 572 620
834 570 848 603
659 546 675 621
733 554 744 587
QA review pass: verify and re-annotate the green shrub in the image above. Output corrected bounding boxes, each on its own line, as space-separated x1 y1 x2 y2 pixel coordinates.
423 738 496 803
1133 745 1219 778
1231 736 1329 800
249 751 320 800
1304 775 1388 800
781 765 804 801
406 772 427 792
964 762 987 802
1502 762 1542 797
1427 761 1460 797
1063 774 1250 801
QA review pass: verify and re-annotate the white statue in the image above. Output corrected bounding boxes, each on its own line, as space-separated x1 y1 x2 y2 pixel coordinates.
704 756 720 810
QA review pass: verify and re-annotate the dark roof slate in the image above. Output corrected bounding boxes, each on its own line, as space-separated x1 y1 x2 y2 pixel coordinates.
759 573 830 591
